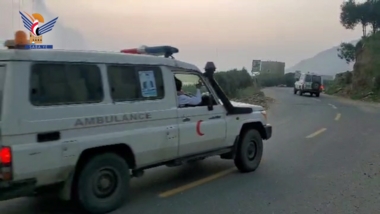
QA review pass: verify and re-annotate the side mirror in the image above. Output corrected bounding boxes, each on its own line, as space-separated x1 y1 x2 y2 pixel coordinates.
207 104 213 111
201 92 214 111
204 93 213 111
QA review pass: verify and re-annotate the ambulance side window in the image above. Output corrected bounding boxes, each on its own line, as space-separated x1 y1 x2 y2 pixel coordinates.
30 63 103 106
107 65 164 102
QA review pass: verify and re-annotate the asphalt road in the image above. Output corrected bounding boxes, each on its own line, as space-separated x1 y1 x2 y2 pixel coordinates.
2 87 380 214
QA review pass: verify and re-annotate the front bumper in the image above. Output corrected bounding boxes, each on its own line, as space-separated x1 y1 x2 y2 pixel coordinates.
263 124 272 140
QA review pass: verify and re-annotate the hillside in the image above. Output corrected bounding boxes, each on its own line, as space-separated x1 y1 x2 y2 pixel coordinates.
326 33 380 101
286 40 358 75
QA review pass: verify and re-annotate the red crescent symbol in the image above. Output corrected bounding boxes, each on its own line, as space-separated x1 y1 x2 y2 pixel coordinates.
196 120 204 136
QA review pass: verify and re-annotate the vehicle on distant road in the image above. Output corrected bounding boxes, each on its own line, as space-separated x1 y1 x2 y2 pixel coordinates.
294 72 322 97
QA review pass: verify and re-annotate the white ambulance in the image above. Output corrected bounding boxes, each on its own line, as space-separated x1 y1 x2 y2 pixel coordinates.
0 45 272 213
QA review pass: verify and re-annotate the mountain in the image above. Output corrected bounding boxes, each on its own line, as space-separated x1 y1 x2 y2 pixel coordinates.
285 40 359 76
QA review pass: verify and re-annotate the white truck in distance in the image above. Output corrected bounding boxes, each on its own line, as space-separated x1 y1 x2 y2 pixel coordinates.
0 45 272 214
294 72 323 97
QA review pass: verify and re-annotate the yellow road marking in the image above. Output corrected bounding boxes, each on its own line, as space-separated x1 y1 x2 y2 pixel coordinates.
335 113 341 121
306 128 327 138
158 168 235 198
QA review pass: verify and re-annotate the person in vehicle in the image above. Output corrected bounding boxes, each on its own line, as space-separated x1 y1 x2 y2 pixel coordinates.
175 77 202 106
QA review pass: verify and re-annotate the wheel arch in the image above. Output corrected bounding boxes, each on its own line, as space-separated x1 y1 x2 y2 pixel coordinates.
231 121 266 157
239 121 267 140
58 143 136 201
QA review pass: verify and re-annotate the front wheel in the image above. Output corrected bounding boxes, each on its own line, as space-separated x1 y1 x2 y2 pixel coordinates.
316 93 320 97
234 129 263 173
76 153 130 214
293 88 297 94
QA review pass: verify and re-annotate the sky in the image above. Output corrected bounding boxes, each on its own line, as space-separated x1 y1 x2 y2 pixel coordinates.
0 0 362 71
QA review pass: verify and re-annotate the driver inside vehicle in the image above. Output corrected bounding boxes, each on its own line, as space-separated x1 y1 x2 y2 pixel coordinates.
175 77 202 106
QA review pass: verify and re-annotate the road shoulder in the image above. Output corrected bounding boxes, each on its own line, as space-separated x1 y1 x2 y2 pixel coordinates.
322 93 380 108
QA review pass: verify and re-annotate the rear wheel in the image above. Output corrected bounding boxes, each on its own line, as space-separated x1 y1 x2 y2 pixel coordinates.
316 93 320 97
293 88 297 94
234 129 263 173
76 153 130 214
299 90 303 96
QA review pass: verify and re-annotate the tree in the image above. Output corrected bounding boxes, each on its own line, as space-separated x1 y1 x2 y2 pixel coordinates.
340 0 360 30
337 42 356 64
213 68 253 97
367 0 380 33
356 1 371 36
340 0 370 36
338 0 380 62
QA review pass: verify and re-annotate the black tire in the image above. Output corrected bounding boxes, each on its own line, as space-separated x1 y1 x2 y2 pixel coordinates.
316 93 320 97
293 88 297 94
76 153 130 214
299 91 303 96
234 129 263 173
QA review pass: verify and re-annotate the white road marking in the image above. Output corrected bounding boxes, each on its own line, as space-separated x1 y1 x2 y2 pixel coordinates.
306 128 327 138
328 103 337 109
335 113 341 121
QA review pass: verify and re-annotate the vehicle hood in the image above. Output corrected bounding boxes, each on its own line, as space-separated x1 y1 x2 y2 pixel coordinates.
230 101 264 111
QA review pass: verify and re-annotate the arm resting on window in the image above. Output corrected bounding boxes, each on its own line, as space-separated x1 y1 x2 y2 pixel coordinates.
179 89 202 105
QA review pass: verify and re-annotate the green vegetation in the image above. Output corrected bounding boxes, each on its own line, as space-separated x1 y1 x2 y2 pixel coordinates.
337 43 356 64
326 0 380 101
181 68 258 99
340 0 380 36
257 72 295 87
214 68 256 98
181 68 270 108
337 0 380 64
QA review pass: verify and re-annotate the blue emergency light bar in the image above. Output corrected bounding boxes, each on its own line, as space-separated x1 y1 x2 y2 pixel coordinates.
120 45 179 58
